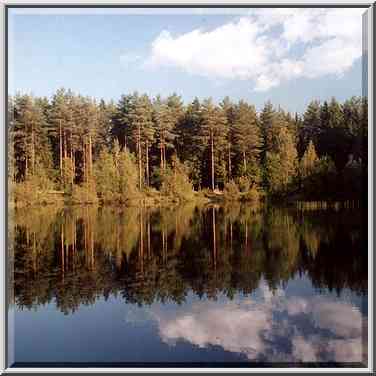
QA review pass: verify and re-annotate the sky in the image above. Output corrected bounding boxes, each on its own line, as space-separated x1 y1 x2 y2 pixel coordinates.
8 7 368 113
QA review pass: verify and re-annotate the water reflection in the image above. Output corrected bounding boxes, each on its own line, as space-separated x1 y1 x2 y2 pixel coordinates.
150 284 366 363
11 203 367 365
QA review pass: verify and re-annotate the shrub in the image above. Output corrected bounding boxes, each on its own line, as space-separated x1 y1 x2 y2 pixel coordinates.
160 159 194 202
243 187 260 202
12 173 56 206
237 176 251 192
223 180 240 200
70 181 98 204
94 146 139 203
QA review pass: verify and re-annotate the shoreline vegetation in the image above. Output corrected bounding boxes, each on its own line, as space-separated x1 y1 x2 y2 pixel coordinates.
8 89 367 208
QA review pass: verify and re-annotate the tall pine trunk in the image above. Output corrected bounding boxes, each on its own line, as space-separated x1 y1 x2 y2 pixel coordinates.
146 140 149 187
88 133 92 180
228 145 232 181
59 120 63 178
31 123 35 176
63 130 67 159
138 125 142 190
211 132 215 191
71 145 74 185
243 151 247 172
83 139 86 183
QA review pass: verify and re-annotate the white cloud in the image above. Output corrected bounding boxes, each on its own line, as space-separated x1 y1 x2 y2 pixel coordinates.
146 8 364 91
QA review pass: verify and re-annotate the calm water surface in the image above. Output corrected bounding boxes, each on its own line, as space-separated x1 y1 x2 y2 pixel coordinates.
10 203 367 366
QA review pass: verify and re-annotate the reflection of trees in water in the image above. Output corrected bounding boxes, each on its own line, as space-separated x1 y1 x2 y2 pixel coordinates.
12 204 366 313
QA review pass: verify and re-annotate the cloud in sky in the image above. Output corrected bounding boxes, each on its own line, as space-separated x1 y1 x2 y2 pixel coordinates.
146 8 364 91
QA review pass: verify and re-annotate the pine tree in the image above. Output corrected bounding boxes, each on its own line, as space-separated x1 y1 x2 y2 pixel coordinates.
220 96 236 181
153 97 175 171
301 100 321 155
175 98 203 188
128 94 154 189
12 94 51 181
232 100 261 177
199 99 228 190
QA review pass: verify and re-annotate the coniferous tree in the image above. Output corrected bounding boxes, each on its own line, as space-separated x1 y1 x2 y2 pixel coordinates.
200 99 228 190
301 100 321 156
128 94 154 189
232 100 261 177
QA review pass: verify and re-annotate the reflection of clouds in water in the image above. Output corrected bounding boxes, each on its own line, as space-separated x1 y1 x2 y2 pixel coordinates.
311 299 362 338
159 304 271 359
150 283 366 363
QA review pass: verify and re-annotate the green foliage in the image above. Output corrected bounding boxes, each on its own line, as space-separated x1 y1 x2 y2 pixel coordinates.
13 172 57 207
299 155 337 199
160 158 194 202
237 176 251 193
299 140 319 179
223 180 240 200
70 181 98 204
9 90 367 205
94 144 139 203
265 127 298 196
242 187 261 202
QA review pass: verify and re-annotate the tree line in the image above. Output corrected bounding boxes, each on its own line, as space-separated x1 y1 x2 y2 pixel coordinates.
8 89 368 205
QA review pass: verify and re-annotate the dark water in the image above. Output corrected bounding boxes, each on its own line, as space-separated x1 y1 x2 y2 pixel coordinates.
9 203 368 366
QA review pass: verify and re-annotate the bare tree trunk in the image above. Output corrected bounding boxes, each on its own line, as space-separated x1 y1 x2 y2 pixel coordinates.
138 126 142 190
146 140 149 187
31 124 35 175
88 132 92 180
83 139 86 183
228 145 232 181
243 151 247 172
59 120 63 177
211 133 215 190
63 131 67 159
72 149 75 185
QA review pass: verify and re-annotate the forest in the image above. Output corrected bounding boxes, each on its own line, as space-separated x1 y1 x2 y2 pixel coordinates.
8 89 368 206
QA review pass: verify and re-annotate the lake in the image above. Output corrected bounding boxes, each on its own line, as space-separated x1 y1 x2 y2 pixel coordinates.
9 203 368 366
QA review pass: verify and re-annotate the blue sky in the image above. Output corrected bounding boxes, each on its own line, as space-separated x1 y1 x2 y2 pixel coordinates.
8 8 366 113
